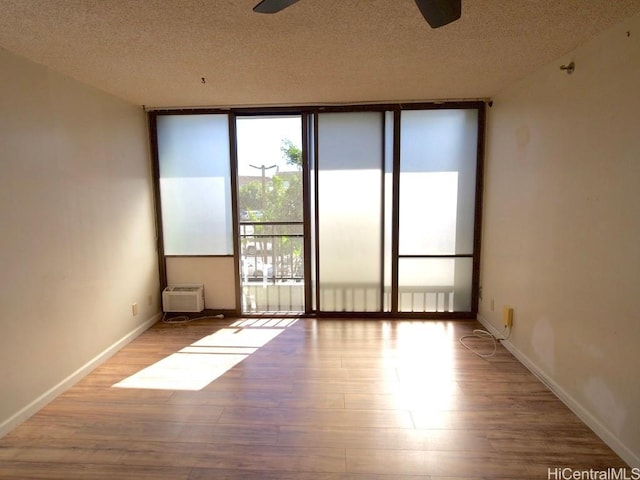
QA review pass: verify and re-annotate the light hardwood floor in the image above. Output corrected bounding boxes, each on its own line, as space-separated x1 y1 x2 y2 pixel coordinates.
0 318 627 479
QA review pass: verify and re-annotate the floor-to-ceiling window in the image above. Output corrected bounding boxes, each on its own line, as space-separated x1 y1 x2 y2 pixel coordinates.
397 108 479 313
150 102 483 317
315 112 386 312
235 115 304 314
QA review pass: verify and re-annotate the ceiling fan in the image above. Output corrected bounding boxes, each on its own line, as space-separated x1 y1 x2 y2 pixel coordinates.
253 0 461 29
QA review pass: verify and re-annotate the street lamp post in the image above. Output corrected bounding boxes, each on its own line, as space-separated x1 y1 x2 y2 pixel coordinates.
248 164 277 281
249 163 277 213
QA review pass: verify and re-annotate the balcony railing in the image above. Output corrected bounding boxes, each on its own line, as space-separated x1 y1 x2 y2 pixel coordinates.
240 221 304 313
239 222 460 314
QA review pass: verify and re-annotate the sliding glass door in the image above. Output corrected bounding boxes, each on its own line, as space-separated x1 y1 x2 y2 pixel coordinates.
316 112 385 312
397 109 479 312
235 115 304 314
312 107 479 314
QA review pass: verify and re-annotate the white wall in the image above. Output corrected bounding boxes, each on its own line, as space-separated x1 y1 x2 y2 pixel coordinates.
0 48 161 433
480 13 640 465
166 257 237 309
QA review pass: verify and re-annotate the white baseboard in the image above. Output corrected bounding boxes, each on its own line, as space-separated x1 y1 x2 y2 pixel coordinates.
477 314 639 468
0 312 161 438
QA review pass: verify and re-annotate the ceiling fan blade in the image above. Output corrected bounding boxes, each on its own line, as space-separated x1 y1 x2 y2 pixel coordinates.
253 0 301 14
414 0 461 28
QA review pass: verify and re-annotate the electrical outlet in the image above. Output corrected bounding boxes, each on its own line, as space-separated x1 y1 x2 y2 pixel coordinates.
503 306 513 328
132 303 138 316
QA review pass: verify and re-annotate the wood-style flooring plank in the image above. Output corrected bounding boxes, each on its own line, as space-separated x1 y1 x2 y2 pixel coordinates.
0 462 191 480
218 405 414 429
278 425 493 452
189 469 430 480
118 441 346 473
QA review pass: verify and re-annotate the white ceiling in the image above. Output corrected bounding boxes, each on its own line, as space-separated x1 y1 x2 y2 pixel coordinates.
1 0 639 108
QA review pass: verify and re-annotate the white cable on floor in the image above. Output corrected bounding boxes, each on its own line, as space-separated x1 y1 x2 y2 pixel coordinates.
459 326 511 359
162 312 225 324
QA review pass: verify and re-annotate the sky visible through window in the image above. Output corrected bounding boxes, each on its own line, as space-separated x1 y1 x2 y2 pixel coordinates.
236 116 302 177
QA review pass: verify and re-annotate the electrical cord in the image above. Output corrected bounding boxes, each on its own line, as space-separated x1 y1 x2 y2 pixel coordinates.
459 326 511 359
162 312 225 324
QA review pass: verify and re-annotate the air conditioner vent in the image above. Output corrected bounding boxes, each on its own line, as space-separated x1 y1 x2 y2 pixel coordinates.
162 284 204 313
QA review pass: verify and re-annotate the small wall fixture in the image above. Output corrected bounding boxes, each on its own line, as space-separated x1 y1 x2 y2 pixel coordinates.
560 61 575 75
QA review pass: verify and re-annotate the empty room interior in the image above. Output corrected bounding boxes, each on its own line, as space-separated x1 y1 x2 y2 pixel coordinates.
1 1 639 478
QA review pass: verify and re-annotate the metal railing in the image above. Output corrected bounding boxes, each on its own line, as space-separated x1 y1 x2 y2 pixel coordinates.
239 222 460 313
240 221 304 313
317 284 455 313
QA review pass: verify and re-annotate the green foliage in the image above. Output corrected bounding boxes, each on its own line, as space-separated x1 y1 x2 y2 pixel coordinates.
266 174 302 222
238 138 304 275
239 137 303 222
280 138 302 169
238 181 262 212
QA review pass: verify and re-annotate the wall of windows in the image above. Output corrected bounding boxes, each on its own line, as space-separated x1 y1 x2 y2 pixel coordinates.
150 102 483 316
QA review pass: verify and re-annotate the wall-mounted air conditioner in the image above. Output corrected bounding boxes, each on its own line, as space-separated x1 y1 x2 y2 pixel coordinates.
162 284 205 313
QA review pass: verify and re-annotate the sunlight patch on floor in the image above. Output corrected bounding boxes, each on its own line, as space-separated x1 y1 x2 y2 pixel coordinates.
113 321 292 391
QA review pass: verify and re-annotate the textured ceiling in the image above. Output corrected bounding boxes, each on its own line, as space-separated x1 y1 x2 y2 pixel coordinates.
1 0 639 108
